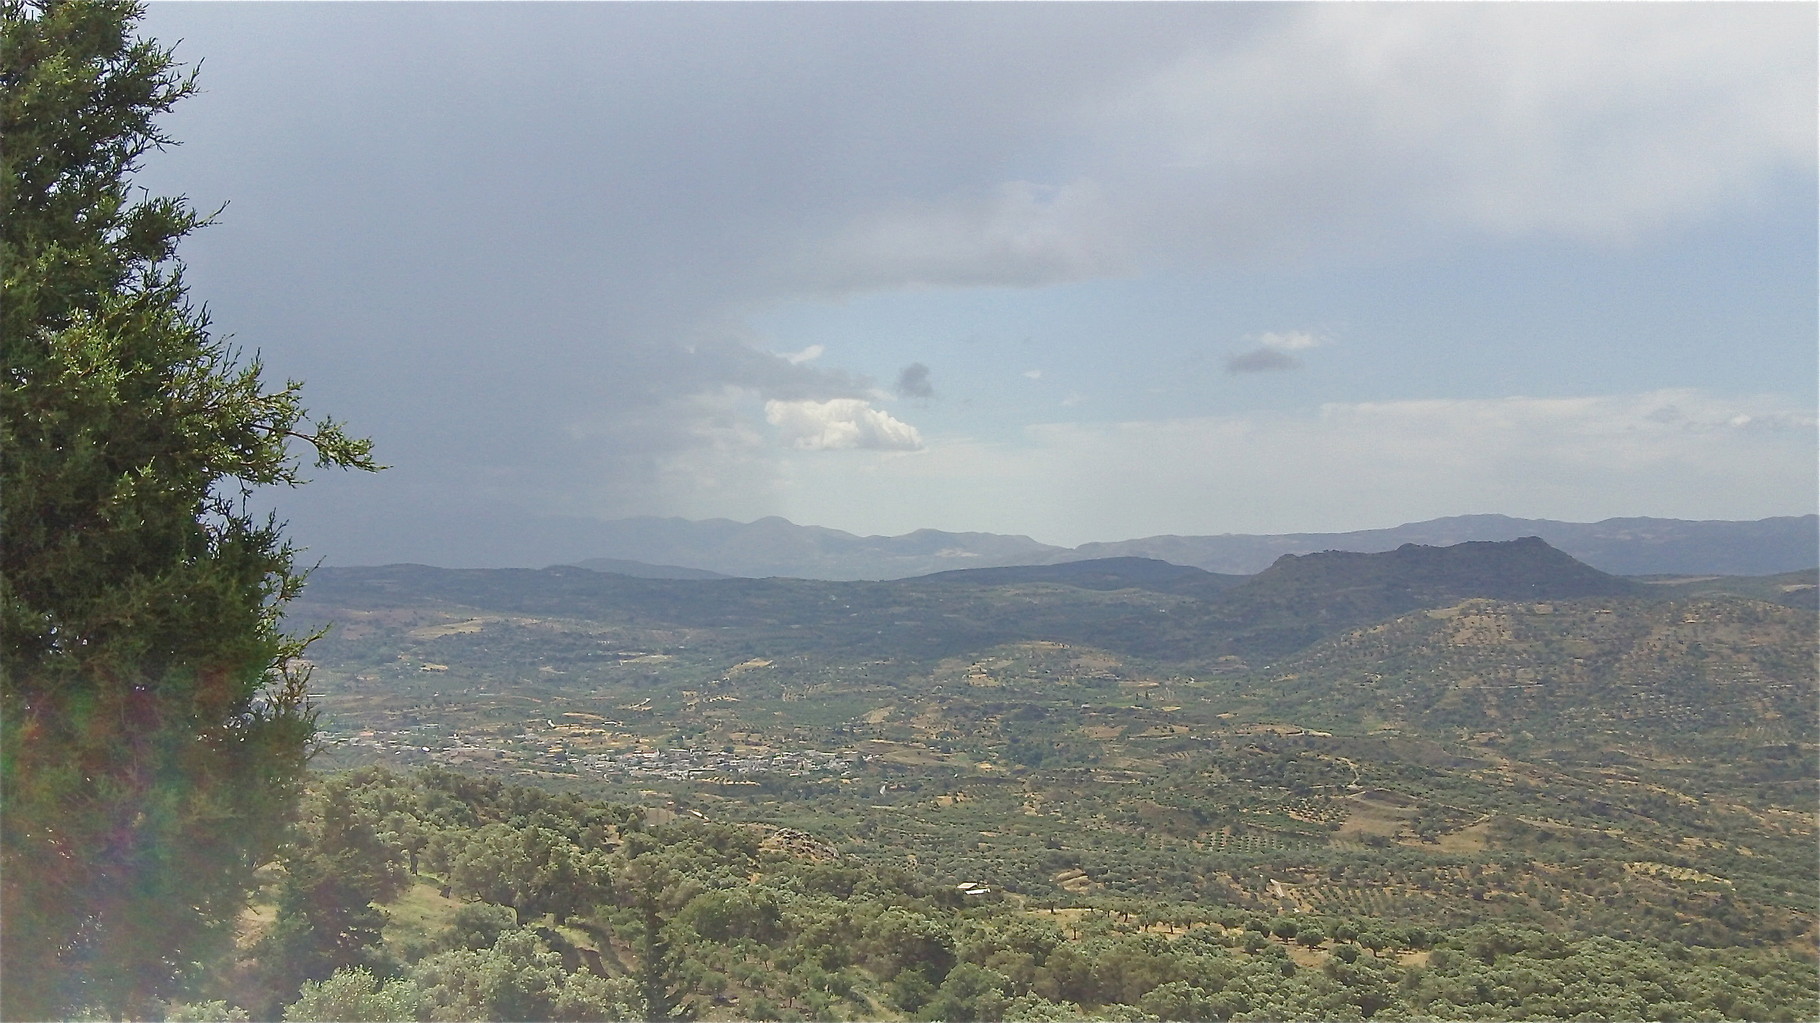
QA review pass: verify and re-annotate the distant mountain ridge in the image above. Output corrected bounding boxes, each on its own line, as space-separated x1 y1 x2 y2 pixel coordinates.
1068 514 1819 577
562 516 1055 581
304 538 1665 670
556 513 1817 580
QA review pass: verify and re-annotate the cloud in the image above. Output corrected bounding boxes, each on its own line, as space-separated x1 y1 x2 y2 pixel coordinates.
764 398 925 451
1257 331 1321 351
1225 348 1301 374
781 3 1815 294
1094 4 1814 256
798 180 1127 293
1225 330 1325 373
895 362 934 399
134 4 1813 563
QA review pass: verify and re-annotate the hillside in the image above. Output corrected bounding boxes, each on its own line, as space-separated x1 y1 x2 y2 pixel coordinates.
572 557 731 580
257 532 1820 1023
1640 567 1818 610
1201 538 1643 659
911 556 1242 595
259 535 1819 1023
1258 595 1813 748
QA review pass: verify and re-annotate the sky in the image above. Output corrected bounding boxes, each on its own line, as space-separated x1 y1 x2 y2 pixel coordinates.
134 2 1817 565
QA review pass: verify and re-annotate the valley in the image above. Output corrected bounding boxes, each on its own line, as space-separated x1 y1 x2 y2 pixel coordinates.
266 540 1818 1019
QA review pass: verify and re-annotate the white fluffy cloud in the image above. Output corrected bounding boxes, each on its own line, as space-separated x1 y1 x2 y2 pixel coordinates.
1258 331 1321 351
764 398 925 451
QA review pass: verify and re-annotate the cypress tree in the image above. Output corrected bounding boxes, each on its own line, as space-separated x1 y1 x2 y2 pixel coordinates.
0 1 376 1015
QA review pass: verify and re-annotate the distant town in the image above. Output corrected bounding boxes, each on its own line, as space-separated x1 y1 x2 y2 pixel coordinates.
320 722 860 782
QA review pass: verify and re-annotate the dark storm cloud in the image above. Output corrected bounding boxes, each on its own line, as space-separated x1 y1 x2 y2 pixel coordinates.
895 363 935 399
1225 348 1302 374
138 1 1250 551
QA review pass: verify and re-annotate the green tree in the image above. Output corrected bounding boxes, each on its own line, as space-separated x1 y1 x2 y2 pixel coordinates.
163 1000 252 1022
445 821 611 925
0 1 375 1016
1137 981 1224 1023
636 892 693 1021
411 928 637 1023
439 902 520 952
255 860 394 1016
677 887 782 945
919 962 1012 1023
254 781 410 1014
282 968 420 1023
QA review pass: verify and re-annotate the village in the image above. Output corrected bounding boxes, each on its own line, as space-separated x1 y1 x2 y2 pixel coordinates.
317 722 862 783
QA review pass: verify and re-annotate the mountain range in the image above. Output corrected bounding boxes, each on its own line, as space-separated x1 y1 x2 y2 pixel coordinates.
297 536 1813 680
560 513 1817 580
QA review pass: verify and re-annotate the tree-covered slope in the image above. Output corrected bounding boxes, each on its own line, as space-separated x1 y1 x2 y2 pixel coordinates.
1257 595 1813 747
187 767 1819 1023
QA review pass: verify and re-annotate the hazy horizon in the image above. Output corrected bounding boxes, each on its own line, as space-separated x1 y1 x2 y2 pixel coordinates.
295 509 1819 574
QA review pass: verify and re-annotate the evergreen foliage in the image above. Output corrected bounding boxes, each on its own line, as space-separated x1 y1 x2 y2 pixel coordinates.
0 1 375 1015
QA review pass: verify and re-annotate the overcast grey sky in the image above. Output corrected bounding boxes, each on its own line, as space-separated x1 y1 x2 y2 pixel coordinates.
137 2 1816 565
